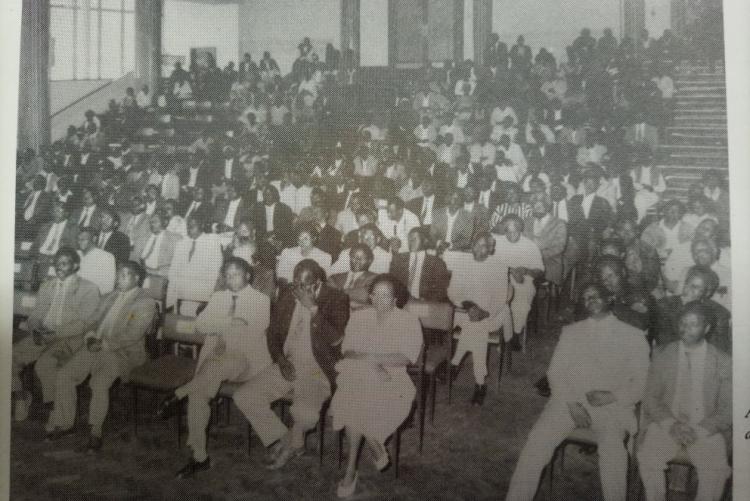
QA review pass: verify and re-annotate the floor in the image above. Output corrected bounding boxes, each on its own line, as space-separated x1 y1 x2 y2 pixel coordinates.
10 321 709 500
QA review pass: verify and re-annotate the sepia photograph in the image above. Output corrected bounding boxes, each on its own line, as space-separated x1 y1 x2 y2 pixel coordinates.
6 0 748 499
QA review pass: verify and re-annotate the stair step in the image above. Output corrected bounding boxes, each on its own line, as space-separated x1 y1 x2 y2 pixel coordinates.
662 165 729 175
673 116 727 123
660 146 728 155
666 135 728 147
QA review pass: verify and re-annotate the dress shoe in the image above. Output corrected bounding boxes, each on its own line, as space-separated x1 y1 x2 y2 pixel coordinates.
265 446 304 470
45 427 77 442
371 443 391 472
155 394 180 420
337 472 359 498
509 334 522 352
474 384 488 406
85 435 103 454
175 457 211 479
534 376 551 397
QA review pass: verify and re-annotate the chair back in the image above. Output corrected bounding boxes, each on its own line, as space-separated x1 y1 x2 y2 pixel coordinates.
143 275 168 306
161 312 206 346
405 299 454 332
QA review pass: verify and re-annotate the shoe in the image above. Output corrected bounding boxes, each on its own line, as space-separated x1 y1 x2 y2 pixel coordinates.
14 397 29 422
175 457 211 479
475 384 487 406
470 384 481 405
265 446 304 470
509 334 522 352
534 376 551 398
155 394 180 420
85 435 103 454
336 472 359 498
371 443 390 472
45 427 77 442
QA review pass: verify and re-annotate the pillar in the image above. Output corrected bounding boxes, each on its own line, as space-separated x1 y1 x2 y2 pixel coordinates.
473 0 492 67
341 0 360 66
624 0 646 42
135 0 162 96
17 0 50 153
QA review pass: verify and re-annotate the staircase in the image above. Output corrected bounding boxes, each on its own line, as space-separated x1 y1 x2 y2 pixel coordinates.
660 63 728 200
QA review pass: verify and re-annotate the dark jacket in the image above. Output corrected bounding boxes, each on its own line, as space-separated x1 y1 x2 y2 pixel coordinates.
389 252 450 302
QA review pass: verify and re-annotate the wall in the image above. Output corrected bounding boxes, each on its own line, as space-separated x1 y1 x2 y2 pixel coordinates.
360 0 389 66
492 0 621 62
645 0 672 37
162 0 240 72
50 79 112 115
239 0 341 75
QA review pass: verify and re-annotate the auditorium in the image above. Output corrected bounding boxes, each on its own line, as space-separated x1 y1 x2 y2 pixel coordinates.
11 0 732 499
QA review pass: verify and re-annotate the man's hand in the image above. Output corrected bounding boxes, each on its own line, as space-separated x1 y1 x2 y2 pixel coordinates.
669 421 697 447
567 402 592 428
510 267 526 283
468 305 490 322
86 337 103 353
292 283 319 310
278 356 296 382
586 390 616 407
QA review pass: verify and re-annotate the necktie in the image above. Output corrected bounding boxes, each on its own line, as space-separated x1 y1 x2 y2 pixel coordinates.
678 351 693 422
553 201 559 218
24 193 34 210
44 224 62 254
344 272 355 289
80 207 88 225
142 234 157 262
229 295 238 317
188 239 196 262
408 254 417 292
393 224 398 237
186 202 197 219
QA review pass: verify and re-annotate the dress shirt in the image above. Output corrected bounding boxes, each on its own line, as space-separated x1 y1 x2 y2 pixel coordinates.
444 251 510 314
456 170 469 189
277 183 312 215
145 201 157 216
581 192 596 219
264 204 275 232
184 201 201 221
407 251 425 298
378 210 419 253
224 159 234 180
78 247 116 295
445 210 459 247
40 220 68 256
188 167 199 188
224 198 242 228
671 341 707 427
167 216 187 237
420 196 435 225
98 231 112 249
478 190 493 209
79 205 97 226
24 191 41 221
141 232 164 269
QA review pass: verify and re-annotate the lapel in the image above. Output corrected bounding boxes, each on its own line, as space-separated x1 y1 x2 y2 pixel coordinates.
354 271 375 289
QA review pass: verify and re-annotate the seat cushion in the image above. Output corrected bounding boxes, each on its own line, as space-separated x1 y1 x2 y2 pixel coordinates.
128 355 197 391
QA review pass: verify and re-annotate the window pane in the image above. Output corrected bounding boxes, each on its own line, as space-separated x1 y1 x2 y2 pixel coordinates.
123 12 135 74
75 8 90 79
100 11 122 78
123 0 135 11
89 13 100 79
101 0 122 10
50 7 75 80
51 0 75 7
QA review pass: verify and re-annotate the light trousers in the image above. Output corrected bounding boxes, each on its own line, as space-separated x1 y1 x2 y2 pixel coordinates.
12 335 84 403
506 400 629 501
233 362 330 449
510 280 536 335
638 422 730 501
451 305 513 384
46 348 133 436
175 353 250 462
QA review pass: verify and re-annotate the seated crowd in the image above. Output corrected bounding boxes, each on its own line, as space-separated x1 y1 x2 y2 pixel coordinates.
13 28 731 500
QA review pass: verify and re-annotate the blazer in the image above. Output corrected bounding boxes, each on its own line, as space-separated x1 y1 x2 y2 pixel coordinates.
87 288 155 371
180 200 214 225
523 216 568 284
31 220 80 256
27 275 100 339
389 252 450 302
252 202 295 247
100 230 131 264
567 194 613 245
407 196 444 224
142 230 182 277
430 208 474 251
267 285 350 389
213 197 253 230
214 157 248 187
642 341 731 445
327 270 377 306
121 212 152 261
70 206 104 229
178 165 213 190
17 191 53 236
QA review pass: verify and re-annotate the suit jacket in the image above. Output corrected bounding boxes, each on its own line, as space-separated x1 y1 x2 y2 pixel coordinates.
31 220 80 256
466 204 491 238
252 202 295 247
267 285 350 389
181 200 214 225
643 341 731 445
655 296 731 354
27 275 100 339
213 197 253 230
121 212 152 261
179 165 213 190
567 194 613 246
407 196 444 225
18 190 53 231
214 157 248 188
71 206 104 229
430 208 474 251
327 270 377 306
143 230 182 277
100 230 131 264
86 288 155 371
523 216 567 284
389 252 450 302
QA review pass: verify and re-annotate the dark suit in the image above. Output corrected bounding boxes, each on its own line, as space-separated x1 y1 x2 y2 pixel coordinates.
252 202 295 247
99 230 131 264
430 208 474 251
213 197 253 230
567 194 613 265
389 252 450 302
655 296 731 354
408 196 444 226
181 200 214 225
17 191 53 240
179 165 213 190
70 206 104 229
31 220 79 257
214 157 248 188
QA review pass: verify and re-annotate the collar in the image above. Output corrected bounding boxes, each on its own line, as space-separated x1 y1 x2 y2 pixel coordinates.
680 340 708 357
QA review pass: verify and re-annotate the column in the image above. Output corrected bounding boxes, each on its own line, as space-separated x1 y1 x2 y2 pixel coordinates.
473 0 492 67
135 0 162 96
341 0 360 66
17 0 50 153
624 0 646 42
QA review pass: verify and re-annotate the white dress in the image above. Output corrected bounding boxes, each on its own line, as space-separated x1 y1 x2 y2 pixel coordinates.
331 307 423 442
276 246 331 282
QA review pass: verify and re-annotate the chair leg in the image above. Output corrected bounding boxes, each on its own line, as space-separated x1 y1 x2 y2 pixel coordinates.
429 374 437 426
132 386 138 437
418 374 427 455
318 410 325 466
338 429 344 469
394 427 401 479
176 398 183 447
447 364 454 405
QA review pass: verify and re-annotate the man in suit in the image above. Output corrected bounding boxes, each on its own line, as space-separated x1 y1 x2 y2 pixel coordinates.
45 261 155 449
312 205 342 262
431 189 474 252
71 187 103 229
625 113 659 151
463 184 491 237
379 197 421 254
214 182 252 233
157 258 271 478
233 260 350 469
122 196 152 261
140 212 181 278
32 201 79 269
390 227 449 302
96 209 131 265
215 145 247 190
17 175 53 240
253 185 296 248
181 186 214 228
524 192 568 285
328 244 377 309
179 151 213 193
638 301 731 501
408 176 441 228
506 283 650 501
567 166 614 270
77 226 116 295
12 247 100 422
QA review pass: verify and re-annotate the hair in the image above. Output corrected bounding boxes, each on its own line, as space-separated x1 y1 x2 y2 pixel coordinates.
350 243 374 263
595 254 627 278
679 299 716 334
102 208 120 227
78 225 99 240
500 213 524 232
222 256 254 283
684 265 720 297
578 282 611 311
296 221 320 243
368 273 409 309
293 258 326 283
408 226 428 242
358 222 383 241
55 246 81 266
120 260 146 286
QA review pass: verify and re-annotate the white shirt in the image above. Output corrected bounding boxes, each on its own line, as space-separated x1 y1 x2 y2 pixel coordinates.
224 198 242 228
407 251 425 298
136 90 152 108
492 235 544 287
40 220 68 256
445 210 459 247
167 216 188 237
24 191 41 221
184 201 201 221
224 159 234 180
672 341 707 426
141 232 164 270
188 167 199 188
275 183 312 215
581 192 596 219
265 204 275 232
276 247 332 282
43 274 77 329
145 201 157 216
79 205 97 226
78 247 116 295
444 251 510 314
378 210 420 253
456 170 469 189
419 195 435 225
552 199 568 222
478 190 493 209
166 233 224 308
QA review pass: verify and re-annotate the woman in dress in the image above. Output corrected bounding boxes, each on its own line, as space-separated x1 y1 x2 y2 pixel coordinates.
332 274 423 498
276 222 331 285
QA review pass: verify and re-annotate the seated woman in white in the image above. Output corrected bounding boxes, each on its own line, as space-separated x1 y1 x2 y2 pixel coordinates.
226 219 257 265
276 223 331 285
332 274 423 498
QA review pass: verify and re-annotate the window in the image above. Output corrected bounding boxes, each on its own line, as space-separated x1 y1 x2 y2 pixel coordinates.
50 0 135 81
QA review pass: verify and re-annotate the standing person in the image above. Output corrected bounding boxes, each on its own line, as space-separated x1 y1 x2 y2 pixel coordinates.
157 258 271 478
332 275 422 498
638 301 731 501
506 283 650 501
233 260 350 470
45 261 154 451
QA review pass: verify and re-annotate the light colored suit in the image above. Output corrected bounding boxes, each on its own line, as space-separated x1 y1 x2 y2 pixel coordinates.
46 288 156 434
524 215 567 284
121 212 152 262
12 275 100 403
142 230 182 277
638 342 731 501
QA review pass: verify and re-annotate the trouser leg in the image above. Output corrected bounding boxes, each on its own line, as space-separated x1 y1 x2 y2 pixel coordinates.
233 364 292 447
451 320 489 385
11 336 44 395
36 337 84 404
505 401 576 501
88 351 127 437
288 372 331 450
46 349 96 432
590 409 629 501
689 434 730 501
511 281 535 335
638 423 680 501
